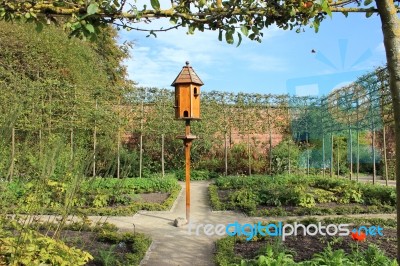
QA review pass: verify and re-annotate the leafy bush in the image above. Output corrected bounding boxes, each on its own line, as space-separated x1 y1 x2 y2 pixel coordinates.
209 185 225 210
311 188 337 203
382 159 396 180
0 222 93 266
228 189 258 213
271 139 301 175
212 174 396 216
175 169 217 181
0 177 181 215
361 183 396 206
214 237 239 266
240 245 297 266
215 239 398 266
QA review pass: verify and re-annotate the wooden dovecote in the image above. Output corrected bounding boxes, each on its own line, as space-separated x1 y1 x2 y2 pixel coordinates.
171 61 203 120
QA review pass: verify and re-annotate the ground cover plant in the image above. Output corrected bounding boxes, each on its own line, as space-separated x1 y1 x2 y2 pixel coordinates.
175 169 220 181
215 218 398 266
0 177 181 216
209 175 396 216
0 216 151 266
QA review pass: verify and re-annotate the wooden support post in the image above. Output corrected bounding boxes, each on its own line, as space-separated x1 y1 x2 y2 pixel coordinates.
185 120 191 222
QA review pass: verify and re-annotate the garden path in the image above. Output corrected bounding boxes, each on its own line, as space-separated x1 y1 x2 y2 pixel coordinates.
90 180 396 266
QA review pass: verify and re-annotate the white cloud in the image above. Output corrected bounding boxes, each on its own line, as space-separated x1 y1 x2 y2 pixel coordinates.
120 21 286 88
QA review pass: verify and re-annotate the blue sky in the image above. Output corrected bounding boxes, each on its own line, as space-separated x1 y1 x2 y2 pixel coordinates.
118 10 386 97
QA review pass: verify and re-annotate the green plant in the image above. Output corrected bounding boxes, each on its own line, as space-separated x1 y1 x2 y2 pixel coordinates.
228 188 259 213
270 138 301 175
312 188 337 203
209 184 225 210
214 237 240 266
97 245 118 266
357 244 398 265
0 223 93 266
298 193 316 208
175 169 213 181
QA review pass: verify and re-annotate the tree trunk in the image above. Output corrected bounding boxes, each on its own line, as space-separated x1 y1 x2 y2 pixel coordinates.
269 128 272 176
287 108 291 175
372 125 376 184
248 132 251 175
224 131 228 176
162 133 165 177
322 133 325 177
139 101 144 178
349 128 352 180
161 95 165 178
331 133 334 177
117 98 121 179
306 132 309 176
376 0 400 262
288 140 291 175
383 125 389 186
357 125 360 181
337 138 340 177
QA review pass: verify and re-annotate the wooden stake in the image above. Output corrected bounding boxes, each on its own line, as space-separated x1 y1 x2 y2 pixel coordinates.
185 120 191 222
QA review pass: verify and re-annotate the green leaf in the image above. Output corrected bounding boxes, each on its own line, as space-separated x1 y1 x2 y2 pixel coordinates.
321 1 332 18
85 24 95 33
188 24 195 34
236 33 242 47
169 17 178 25
225 31 234 44
364 0 373 6
150 0 160 10
290 7 296 16
113 0 121 8
87 3 99 15
218 30 223 41
252 25 259 34
313 20 320 33
342 11 349 17
240 25 249 37
366 10 374 17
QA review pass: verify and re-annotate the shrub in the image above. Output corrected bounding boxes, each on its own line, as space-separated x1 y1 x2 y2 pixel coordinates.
214 237 239 266
271 138 301 175
0 224 93 265
175 169 215 181
228 189 258 213
209 185 225 210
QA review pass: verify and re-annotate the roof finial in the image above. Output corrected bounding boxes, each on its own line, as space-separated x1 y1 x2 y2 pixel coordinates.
185 61 190 66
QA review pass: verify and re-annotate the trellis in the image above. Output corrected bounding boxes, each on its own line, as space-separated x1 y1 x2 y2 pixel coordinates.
124 67 394 179
2 67 395 180
287 67 394 183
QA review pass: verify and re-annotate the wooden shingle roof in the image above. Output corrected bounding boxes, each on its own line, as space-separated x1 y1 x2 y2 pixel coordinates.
171 61 204 86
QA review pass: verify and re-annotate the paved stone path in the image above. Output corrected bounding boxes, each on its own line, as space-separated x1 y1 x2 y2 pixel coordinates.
92 181 250 266
85 180 396 266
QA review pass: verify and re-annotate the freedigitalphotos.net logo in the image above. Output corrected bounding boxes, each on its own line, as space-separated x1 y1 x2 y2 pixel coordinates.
188 221 383 241
286 39 373 97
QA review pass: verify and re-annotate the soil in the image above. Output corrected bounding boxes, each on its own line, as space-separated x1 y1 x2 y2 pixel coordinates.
135 192 170 204
234 228 397 262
